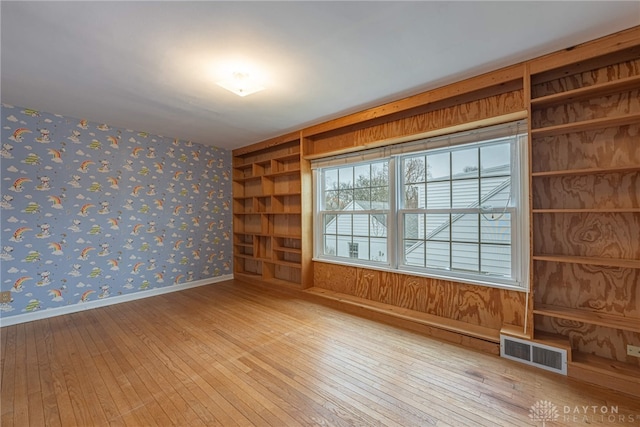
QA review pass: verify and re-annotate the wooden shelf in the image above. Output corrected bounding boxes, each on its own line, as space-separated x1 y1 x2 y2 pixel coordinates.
532 208 640 213
233 175 263 183
233 231 255 236
233 163 253 170
265 169 301 178
274 247 302 255
272 233 302 239
570 351 640 382
273 153 300 162
531 112 640 138
531 165 640 177
533 254 640 269
260 211 302 215
534 304 640 333
234 242 253 248
233 136 307 288
531 74 640 108
234 211 301 215
273 192 301 197
266 259 301 268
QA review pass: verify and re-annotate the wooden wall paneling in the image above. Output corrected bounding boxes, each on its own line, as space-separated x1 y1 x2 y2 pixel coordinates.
534 260 640 318
274 264 301 284
533 212 640 259
353 268 376 301
532 172 640 210
532 89 640 129
422 278 449 319
393 275 427 314
299 148 314 288
524 62 535 339
531 124 640 173
312 262 358 294
534 316 640 366
313 263 527 333
531 49 640 97
371 271 396 306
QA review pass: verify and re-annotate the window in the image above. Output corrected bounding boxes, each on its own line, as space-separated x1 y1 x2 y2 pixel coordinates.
348 242 359 258
313 121 528 290
319 161 389 263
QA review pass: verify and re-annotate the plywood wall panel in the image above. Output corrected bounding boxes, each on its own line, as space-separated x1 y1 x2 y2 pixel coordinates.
531 58 640 98
535 316 640 366
313 262 527 331
534 261 640 317
531 124 640 173
532 89 640 129
313 262 358 294
394 276 427 313
308 91 524 158
352 91 524 148
532 172 640 210
533 213 640 258
354 268 376 300
374 272 397 306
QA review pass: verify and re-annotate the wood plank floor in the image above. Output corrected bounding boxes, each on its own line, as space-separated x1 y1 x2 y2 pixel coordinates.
1 280 639 426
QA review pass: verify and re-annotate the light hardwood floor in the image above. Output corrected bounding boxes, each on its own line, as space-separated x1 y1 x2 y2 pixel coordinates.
1 279 639 426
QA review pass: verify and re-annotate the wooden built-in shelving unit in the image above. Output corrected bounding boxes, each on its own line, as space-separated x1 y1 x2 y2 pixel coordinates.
232 26 640 396
232 134 312 289
529 40 640 395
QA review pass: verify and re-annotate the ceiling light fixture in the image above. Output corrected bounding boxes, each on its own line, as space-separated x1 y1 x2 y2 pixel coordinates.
216 71 265 97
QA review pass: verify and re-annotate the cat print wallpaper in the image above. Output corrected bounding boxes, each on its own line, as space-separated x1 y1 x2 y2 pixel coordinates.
1 104 232 320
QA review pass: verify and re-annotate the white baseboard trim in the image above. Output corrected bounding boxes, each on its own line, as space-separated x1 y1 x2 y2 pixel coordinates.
0 274 233 327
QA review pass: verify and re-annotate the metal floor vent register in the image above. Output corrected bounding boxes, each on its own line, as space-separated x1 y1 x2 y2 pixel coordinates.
500 335 567 375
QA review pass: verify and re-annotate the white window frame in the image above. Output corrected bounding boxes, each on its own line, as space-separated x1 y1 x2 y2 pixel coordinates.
312 120 529 291
314 159 393 268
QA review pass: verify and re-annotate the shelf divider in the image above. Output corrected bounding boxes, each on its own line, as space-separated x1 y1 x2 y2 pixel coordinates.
533 303 640 333
531 113 640 138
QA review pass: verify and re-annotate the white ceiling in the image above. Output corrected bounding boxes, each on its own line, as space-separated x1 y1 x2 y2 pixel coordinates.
2 2 638 150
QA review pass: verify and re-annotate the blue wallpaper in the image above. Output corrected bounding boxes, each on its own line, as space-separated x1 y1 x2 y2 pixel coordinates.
1 104 232 318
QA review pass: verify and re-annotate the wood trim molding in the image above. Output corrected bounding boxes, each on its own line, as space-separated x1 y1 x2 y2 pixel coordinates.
529 25 640 75
233 131 301 156
0 275 233 327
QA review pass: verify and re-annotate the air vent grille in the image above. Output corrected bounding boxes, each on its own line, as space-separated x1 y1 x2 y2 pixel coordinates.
500 335 567 375
504 339 531 362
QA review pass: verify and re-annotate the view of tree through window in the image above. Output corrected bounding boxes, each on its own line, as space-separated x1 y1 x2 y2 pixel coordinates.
321 161 389 262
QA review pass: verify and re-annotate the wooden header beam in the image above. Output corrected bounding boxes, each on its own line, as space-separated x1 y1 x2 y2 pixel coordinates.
232 130 301 156
529 25 640 75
